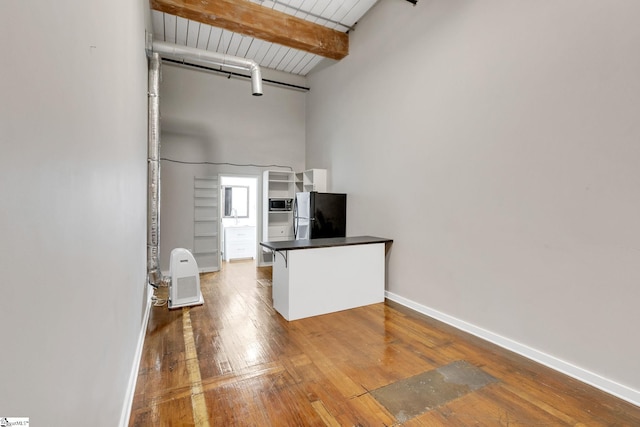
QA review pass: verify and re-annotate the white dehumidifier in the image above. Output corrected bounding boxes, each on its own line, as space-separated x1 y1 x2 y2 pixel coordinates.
168 248 204 309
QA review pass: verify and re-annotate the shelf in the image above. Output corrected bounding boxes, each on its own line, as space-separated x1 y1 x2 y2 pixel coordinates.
262 170 296 266
301 169 327 192
193 176 220 273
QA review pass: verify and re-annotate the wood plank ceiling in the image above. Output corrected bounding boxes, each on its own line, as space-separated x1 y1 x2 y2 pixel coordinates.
151 0 379 76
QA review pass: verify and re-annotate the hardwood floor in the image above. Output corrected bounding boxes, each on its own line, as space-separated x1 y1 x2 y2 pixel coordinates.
130 260 640 426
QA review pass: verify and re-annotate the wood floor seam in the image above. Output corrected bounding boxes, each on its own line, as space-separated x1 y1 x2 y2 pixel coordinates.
182 307 210 427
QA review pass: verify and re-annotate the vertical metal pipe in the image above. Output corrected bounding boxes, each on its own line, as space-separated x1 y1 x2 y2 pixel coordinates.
146 42 263 286
147 52 162 286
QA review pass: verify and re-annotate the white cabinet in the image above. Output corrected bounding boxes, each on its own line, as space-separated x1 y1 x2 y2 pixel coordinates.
271 242 386 321
303 169 327 192
295 169 327 193
261 171 295 265
261 169 328 265
224 226 255 261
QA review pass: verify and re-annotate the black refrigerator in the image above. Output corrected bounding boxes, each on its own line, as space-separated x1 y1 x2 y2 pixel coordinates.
294 191 347 239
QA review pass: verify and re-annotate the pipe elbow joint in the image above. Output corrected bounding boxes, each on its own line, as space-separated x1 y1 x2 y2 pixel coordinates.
248 62 263 96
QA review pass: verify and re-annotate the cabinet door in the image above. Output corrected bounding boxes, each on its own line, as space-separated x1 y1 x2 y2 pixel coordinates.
224 226 256 261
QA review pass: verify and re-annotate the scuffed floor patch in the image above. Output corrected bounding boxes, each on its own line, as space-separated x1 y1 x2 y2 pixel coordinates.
371 360 497 422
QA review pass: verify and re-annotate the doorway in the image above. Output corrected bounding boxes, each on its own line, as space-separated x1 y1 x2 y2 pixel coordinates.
220 175 258 263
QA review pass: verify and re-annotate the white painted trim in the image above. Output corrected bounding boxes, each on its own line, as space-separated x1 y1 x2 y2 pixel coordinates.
385 291 640 407
119 284 154 427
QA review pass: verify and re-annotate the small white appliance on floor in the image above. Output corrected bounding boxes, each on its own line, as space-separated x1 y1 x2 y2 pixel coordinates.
168 248 204 309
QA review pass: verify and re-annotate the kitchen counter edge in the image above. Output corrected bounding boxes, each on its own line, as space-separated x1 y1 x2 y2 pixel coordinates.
260 236 392 252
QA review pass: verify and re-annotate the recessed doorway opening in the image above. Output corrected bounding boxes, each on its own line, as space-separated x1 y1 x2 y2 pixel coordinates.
220 175 259 263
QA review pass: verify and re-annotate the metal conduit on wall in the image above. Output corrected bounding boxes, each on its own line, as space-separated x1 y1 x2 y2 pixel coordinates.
147 52 162 287
146 41 263 287
152 41 263 96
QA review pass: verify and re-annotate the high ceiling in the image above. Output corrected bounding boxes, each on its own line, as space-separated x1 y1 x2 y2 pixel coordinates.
150 0 381 76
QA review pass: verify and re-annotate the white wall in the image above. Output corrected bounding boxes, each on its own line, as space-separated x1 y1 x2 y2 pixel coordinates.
0 0 149 424
306 0 640 402
158 64 307 270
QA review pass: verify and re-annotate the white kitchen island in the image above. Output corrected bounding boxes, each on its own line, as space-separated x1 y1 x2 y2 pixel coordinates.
260 236 392 321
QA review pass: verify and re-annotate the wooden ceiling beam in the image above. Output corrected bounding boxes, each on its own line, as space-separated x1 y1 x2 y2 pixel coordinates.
151 0 349 60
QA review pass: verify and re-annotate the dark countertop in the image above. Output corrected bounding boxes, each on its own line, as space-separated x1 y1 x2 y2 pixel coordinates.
260 235 393 252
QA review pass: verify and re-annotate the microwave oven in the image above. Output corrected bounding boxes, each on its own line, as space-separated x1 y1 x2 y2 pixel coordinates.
269 198 293 211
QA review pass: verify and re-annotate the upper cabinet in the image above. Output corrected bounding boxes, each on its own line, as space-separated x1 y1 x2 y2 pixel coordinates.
265 170 296 199
295 168 327 193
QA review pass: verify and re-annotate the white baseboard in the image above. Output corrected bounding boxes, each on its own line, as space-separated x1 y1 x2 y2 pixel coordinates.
385 291 640 407
119 284 153 427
